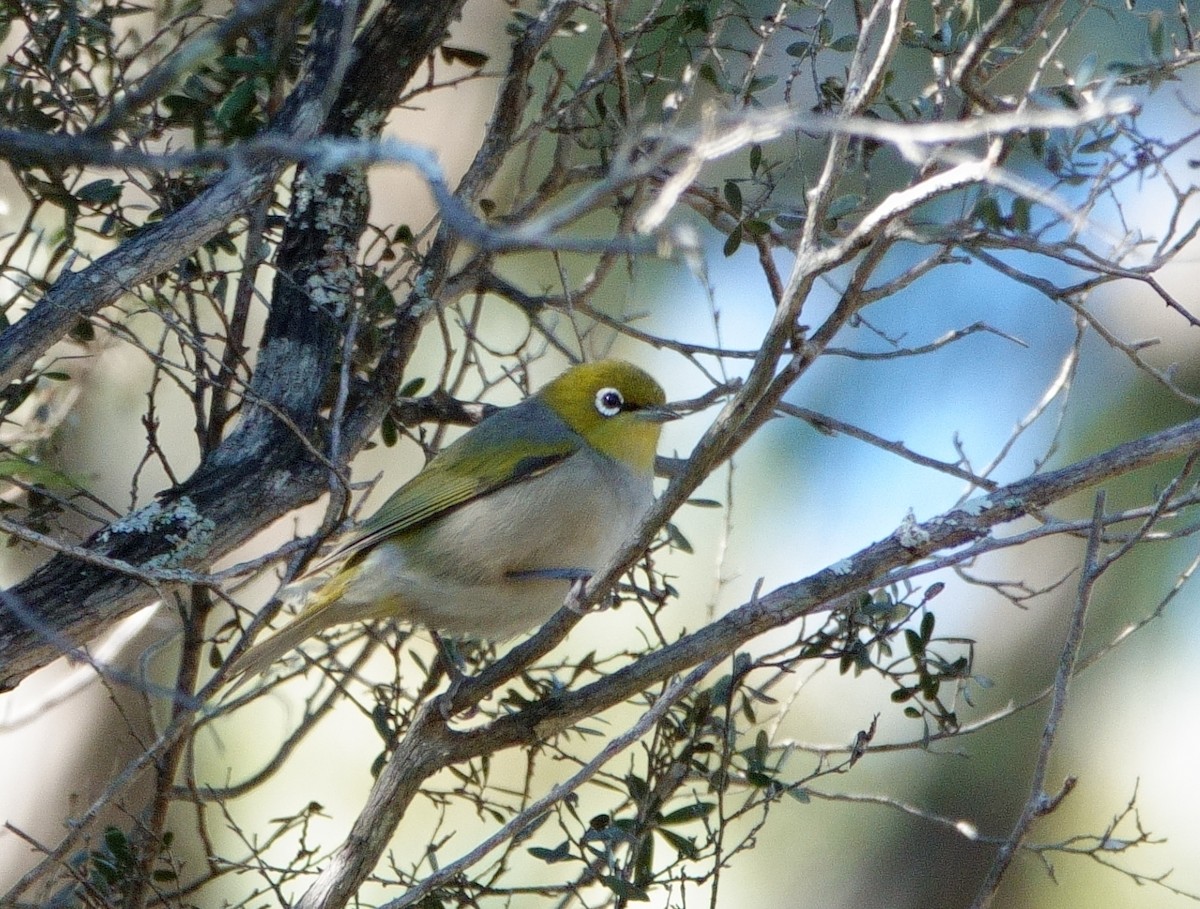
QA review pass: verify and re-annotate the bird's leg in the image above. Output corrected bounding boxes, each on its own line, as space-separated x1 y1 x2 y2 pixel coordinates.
432 631 465 678
505 567 595 613
432 632 474 720
564 573 592 614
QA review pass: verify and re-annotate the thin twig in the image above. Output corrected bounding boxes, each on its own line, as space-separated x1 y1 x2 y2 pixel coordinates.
969 491 1107 908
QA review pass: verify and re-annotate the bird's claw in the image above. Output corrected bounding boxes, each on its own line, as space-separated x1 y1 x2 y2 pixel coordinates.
564 573 593 614
431 633 478 721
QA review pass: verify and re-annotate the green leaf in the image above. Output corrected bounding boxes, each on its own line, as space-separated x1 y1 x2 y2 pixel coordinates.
659 802 716 825
91 855 120 886
0 459 77 489
709 672 732 701
722 224 743 257
363 271 396 315
746 769 775 788
723 180 743 215
440 44 489 68
1052 85 1081 110
905 628 923 659
371 703 392 741
599 875 649 902
1078 133 1118 154
75 178 121 206
656 827 699 859
785 40 811 57
745 685 777 705
741 696 757 724
1010 197 1031 232
830 34 857 52
665 521 694 553
673 4 710 33
528 841 572 863
973 195 1003 229
920 611 935 641
1105 61 1144 77
399 376 426 397
1028 129 1047 160
103 827 132 869
733 651 753 676
215 79 258 129
162 93 205 120
380 413 398 448
920 675 941 700
749 143 762 174
698 62 723 90
1148 9 1164 58
626 774 650 803
219 53 272 75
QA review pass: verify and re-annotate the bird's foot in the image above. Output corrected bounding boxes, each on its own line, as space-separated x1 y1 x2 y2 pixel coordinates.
431 633 477 721
504 567 594 613
564 573 593 614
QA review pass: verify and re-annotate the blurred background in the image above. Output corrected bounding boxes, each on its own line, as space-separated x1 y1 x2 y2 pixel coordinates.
2 0 1200 906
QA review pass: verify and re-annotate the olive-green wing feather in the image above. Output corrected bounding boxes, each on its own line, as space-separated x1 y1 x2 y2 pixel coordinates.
314 399 581 570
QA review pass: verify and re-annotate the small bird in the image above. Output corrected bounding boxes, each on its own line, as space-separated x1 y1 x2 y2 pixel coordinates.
227 359 676 680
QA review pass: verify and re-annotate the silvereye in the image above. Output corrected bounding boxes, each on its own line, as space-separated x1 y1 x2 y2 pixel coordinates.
228 359 676 679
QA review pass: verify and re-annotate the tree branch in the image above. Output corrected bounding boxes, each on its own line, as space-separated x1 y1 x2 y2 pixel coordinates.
279 414 1200 909
0 0 471 691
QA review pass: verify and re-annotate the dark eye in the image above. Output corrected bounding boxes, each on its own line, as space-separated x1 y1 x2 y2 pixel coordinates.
595 387 624 417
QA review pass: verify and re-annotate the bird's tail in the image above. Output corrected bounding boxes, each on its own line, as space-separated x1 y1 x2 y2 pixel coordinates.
224 572 354 685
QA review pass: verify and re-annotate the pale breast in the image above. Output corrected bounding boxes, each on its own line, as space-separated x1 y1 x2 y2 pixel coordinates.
337 447 654 638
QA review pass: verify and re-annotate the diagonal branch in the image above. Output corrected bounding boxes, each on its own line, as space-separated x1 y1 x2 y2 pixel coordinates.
288 412 1200 909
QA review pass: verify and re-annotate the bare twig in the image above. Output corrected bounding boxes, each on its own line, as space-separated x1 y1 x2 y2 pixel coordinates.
969 492 1107 908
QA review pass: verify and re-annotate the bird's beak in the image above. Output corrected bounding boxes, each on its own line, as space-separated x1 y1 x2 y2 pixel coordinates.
636 404 681 423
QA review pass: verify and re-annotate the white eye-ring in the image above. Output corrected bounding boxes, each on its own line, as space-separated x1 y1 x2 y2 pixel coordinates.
595 387 624 417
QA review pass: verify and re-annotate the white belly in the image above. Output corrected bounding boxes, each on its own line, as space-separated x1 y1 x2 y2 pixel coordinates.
334 448 653 639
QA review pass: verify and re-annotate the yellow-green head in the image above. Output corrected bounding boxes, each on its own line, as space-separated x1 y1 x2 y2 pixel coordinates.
537 360 676 475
